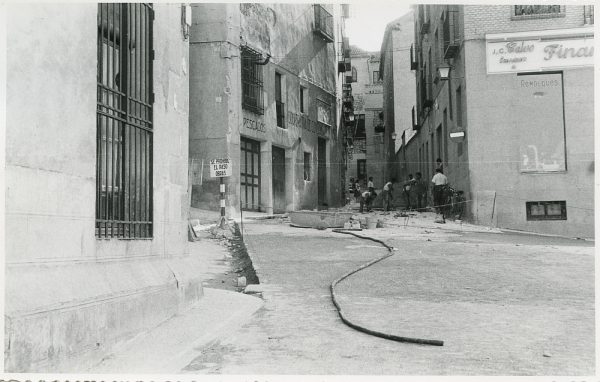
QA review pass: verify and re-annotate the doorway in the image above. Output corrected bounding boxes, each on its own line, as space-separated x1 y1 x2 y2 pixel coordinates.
272 146 286 213
318 137 327 206
241 137 261 211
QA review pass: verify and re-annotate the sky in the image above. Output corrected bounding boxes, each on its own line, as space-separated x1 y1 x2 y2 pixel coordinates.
346 2 412 53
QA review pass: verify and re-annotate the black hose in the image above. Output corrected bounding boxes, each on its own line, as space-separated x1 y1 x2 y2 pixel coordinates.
330 229 444 346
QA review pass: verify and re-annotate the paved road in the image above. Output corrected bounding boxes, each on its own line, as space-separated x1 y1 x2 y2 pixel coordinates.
181 218 594 375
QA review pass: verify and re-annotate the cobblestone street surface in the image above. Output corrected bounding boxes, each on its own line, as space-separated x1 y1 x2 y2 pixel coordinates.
182 211 594 375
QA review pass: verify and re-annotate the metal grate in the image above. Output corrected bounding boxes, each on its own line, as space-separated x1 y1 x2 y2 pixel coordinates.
241 46 264 115
96 3 154 239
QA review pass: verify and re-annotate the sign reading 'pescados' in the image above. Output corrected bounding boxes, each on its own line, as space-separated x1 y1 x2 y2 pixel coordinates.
486 29 594 74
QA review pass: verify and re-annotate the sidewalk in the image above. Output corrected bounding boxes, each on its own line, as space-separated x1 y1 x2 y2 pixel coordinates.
86 288 263 374
79 236 264 374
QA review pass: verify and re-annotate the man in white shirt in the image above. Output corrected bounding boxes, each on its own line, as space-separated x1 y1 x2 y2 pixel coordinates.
382 178 396 212
431 169 448 219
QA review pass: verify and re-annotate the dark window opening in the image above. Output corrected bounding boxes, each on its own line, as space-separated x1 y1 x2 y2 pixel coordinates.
275 72 285 128
96 3 154 239
300 86 306 113
526 201 567 220
304 152 311 181
373 71 381 83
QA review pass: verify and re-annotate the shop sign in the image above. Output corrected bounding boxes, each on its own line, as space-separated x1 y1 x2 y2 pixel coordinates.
243 117 266 133
287 111 328 137
486 34 594 73
210 158 232 177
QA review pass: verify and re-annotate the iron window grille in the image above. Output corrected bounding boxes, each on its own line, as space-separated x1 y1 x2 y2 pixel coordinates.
241 46 264 115
512 5 565 19
96 3 154 239
526 201 567 221
313 4 334 43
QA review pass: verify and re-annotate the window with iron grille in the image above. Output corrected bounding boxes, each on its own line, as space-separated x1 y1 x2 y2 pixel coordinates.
513 5 564 19
96 3 154 239
241 46 264 115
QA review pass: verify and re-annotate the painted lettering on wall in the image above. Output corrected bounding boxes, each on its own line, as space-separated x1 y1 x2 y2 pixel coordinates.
287 111 328 137
486 33 594 74
543 44 594 61
243 117 266 133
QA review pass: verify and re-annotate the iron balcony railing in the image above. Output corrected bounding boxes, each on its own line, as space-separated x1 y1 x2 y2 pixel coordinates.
443 8 461 59
314 4 334 43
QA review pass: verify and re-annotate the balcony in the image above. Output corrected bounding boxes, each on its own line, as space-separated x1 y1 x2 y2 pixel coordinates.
343 94 354 106
338 61 351 73
313 4 334 43
443 9 460 59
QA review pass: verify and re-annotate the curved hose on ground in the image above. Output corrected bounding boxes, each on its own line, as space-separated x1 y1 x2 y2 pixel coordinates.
330 229 444 347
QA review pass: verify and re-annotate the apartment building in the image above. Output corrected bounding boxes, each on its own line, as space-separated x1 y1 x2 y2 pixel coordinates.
189 4 350 214
400 4 594 237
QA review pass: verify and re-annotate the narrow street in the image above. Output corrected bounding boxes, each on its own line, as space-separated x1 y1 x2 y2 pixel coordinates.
179 213 594 375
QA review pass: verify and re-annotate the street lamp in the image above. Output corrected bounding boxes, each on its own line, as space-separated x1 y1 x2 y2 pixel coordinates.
391 132 397 140
437 64 451 81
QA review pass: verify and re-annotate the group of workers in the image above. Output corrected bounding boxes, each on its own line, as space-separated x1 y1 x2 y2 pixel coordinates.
349 158 454 217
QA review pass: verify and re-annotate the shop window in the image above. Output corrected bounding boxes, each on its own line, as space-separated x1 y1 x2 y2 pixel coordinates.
96 3 154 239
517 72 565 173
304 152 311 181
512 5 564 19
241 46 264 115
526 201 567 221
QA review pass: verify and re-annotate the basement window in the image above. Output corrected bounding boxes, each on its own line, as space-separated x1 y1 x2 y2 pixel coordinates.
526 201 567 221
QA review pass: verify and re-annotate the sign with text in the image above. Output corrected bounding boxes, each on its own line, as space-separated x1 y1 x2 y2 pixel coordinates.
210 158 232 177
486 32 594 74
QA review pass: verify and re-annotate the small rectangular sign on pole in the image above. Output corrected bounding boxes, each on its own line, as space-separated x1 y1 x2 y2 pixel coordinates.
209 158 232 178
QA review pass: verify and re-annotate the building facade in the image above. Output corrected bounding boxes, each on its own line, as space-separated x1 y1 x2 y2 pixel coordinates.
189 4 350 215
5 3 201 371
380 11 417 184
345 46 385 190
401 4 594 237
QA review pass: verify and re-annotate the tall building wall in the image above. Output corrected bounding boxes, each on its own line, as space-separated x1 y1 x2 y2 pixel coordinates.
347 49 385 189
190 4 345 214
462 5 594 236
408 4 594 237
5 3 198 371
